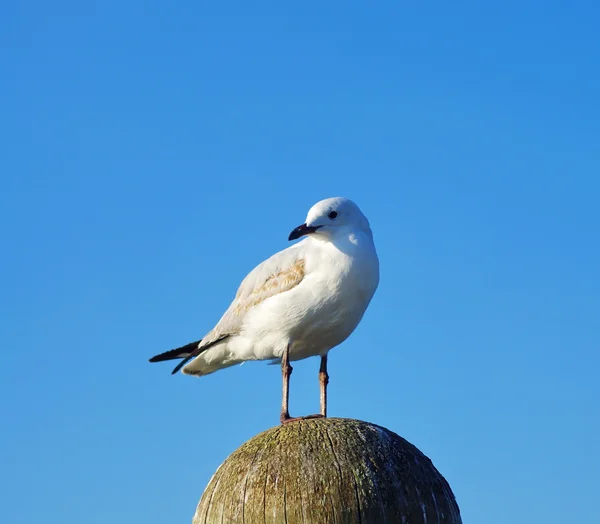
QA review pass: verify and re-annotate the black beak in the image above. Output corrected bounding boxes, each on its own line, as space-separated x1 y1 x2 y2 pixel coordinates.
288 223 321 241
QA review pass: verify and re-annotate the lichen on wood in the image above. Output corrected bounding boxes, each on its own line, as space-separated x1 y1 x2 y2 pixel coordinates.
193 418 461 524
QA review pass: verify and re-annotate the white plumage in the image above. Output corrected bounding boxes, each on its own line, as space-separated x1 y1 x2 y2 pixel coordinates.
150 197 379 421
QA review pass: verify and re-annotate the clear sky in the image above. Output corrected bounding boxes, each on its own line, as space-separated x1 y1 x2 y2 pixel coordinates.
1 2 599 523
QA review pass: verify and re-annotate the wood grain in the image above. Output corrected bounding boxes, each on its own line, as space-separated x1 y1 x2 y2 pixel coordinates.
192 418 461 524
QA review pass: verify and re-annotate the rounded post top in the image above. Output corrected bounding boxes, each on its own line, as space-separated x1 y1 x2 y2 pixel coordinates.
193 418 461 524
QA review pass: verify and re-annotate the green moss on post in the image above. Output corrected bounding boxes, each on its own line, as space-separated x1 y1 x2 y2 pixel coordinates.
193 418 461 524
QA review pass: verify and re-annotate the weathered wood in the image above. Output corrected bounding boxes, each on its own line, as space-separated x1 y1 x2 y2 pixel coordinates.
193 418 462 524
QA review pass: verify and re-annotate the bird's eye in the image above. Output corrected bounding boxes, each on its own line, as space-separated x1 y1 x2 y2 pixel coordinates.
328 211 338 220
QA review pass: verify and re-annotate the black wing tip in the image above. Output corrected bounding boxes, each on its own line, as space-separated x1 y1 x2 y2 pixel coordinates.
149 335 229 375
170 354 195 375
148 349 183 363
148 339 203 365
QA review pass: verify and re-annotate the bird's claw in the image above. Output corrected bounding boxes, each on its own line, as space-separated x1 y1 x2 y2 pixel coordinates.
280 413 326 425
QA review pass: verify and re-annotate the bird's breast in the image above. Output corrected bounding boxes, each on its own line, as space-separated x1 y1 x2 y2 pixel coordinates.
290 250 378 350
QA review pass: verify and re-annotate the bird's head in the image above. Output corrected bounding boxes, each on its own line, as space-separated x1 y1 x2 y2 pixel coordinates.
288 197 372 242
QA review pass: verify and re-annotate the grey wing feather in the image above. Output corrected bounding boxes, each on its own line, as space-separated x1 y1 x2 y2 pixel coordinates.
198 242 307 348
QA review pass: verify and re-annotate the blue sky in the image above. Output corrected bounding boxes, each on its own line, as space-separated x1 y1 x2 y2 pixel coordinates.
1 2 599 523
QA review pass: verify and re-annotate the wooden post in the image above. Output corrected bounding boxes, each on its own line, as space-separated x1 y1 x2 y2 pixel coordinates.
193 418 461 523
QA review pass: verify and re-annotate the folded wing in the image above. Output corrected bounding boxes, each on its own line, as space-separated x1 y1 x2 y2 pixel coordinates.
149 242 308 374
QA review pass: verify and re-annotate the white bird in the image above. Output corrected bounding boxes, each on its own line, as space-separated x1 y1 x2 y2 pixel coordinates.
149 197 379 423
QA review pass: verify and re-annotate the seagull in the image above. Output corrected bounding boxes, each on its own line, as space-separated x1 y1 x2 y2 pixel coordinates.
149 197 379 423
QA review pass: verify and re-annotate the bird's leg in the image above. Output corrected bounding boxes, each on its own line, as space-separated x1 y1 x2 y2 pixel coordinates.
280 344 293 424
319 355 329 418
280 347 328 424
